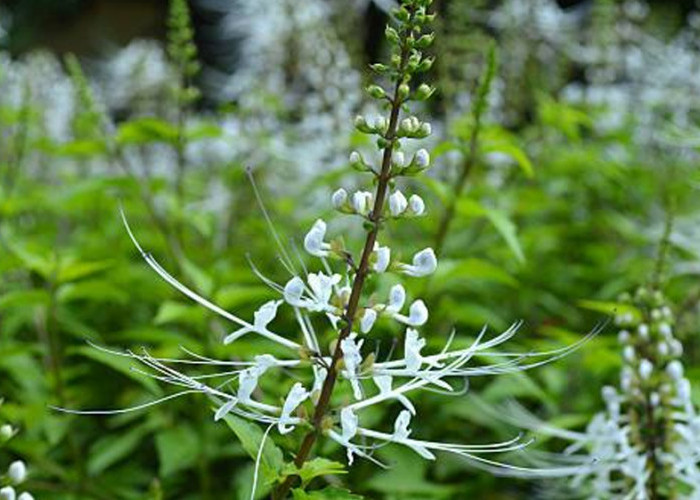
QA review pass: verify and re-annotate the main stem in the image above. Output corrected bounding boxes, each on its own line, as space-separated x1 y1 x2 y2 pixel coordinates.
272 45 411 500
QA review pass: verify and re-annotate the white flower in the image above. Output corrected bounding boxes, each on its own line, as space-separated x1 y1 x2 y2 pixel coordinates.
400 248 437 277
639 359 653 380
304 219 332 257
0 487 15 500
404 328 426 373
387 284 406 313
332 188 348 209
284 273 341 314
224 300 282 344
17 494 33 500
419 122 431 137
278 383 309 434
623 345 635 362
393 300 428 327
361 309 377 334
373 244 391 273
7 461 26 484
341 333 364 400
414 148 430 168
389 190 408 216
409 195 425 216
352 191 373 216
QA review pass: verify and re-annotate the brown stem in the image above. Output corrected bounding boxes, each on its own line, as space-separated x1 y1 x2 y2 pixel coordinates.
433 114 481 257
271 30 414 500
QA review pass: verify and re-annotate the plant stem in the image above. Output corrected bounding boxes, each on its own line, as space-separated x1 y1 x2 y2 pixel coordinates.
433 114 481 257
271 29 413 500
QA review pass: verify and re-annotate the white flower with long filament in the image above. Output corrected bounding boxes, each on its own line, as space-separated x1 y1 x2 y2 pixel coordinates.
341 334 364 400
224 300 282 344
392 300 428 327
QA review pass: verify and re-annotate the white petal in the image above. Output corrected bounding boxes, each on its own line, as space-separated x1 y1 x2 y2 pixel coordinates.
389 191 408 217
361 309 377 334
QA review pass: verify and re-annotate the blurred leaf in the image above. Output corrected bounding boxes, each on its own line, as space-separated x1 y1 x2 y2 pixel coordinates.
456 199 525 263
116 117 179 145
57 259 115 284
155 425 199 476
88 423 151 475
154 300 206 327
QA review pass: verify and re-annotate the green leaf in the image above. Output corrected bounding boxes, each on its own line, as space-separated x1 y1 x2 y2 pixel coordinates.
456 199 525 263
221 413 284 486
292 487 364 500
578 300 640 320
155 426 200 476
283 458 347 488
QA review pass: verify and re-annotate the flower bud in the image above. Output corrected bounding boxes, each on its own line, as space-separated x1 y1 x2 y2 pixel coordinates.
366 85 386 99
417 122 432 138
618 330 630 344
0 424 13 441
417 56 435 72
18 493 34 500
667 360 684 380
639 359 653 380
332 188 348 209
352 191 373 216
392 151 405 168
637 324 649 339
354 115 372 133
0 487 15 500
389 191 408 216
414 83 434 100
8 461 26 484
407 300 429 326
414 148 430 169
409 195 425 216
398 83 410 100
415 33 435 48
385 26 400 44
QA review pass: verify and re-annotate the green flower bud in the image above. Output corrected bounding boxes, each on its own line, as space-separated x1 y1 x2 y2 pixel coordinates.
398 83 410 100
417 56 435 73
366 85 387 99
385 26 400 44
415 33 435 48
414 83 434 100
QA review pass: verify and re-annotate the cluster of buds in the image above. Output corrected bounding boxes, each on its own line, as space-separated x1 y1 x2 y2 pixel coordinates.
505 287 700 498
0 400 32 500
